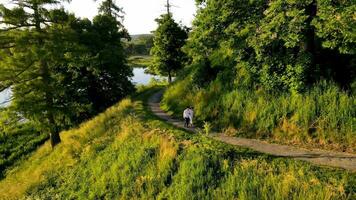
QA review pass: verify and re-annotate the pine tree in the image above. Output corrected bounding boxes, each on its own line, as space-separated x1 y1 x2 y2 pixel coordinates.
1 0 136 149
99 0 122 19
83 0 134 111
0 0 71 147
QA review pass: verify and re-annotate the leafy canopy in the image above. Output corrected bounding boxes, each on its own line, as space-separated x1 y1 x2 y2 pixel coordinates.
150 14 188 83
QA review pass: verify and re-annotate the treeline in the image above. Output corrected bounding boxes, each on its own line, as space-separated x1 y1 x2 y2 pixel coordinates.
186 0 355 91
0 0 134 147
163 0 355 151
124 34 154 56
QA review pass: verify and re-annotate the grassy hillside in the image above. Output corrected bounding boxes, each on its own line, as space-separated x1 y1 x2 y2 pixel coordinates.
0 108 48 179
158 0 355 154
162 79 355 153
0 124 47 179
0 88 354 200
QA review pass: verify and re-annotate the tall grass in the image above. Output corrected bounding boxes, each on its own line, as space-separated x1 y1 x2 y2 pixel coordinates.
0 124 47 179
162 79 355 152
0 89 354 199
0 99 135 199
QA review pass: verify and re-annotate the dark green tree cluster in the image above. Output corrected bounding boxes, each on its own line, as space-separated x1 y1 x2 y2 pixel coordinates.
150 14 188 83
0 0 134 147
124 34 154 56
187 0 355 92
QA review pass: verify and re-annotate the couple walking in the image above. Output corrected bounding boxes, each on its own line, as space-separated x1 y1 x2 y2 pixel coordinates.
183 106 194 128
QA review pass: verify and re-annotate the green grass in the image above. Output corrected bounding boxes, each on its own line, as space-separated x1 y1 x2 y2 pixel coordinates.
162 79 356 152
0 124 47 179
0 88 354 199
128 55 152 69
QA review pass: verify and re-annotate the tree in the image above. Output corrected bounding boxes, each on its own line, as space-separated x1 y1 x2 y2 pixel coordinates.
0 0 134 148
186 0 355 92
0 0 73 147
96 0 129 39
82 14 134 112
99 0 122 18
77 1 134 112
150 14 188 83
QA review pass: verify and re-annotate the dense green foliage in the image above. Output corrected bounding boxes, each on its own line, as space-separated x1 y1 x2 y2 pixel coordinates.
0 0 134 147
0 89 354 199
150 14 188 83
186 0 355 92
124 34 154 56
162 0 355 151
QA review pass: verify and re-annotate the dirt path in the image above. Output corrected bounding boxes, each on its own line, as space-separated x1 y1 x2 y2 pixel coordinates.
148 91 356 171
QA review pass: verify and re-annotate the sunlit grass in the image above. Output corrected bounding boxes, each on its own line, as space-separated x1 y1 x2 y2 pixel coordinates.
0 88 354 199
162 79 355 152
0 99 134 199
0 126 48 179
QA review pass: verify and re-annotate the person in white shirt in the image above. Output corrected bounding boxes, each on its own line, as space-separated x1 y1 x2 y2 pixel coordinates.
188 106 194 127
183 107 190 127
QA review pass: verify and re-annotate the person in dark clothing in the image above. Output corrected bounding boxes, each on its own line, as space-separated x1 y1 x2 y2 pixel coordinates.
183 107 190 127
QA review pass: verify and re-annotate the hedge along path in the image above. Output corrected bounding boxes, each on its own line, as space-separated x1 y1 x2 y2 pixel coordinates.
148 90 356 172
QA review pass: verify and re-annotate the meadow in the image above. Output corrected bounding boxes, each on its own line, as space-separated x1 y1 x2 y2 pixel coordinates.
0 88 354 200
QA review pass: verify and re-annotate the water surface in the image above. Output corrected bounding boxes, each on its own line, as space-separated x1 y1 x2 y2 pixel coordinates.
0 88 11 107
0 68 160 106
131 68 162 85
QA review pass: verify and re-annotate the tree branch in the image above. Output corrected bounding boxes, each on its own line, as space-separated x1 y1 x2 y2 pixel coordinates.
0 24 36 32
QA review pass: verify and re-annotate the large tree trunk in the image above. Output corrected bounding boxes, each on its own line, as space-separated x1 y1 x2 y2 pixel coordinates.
34 3 61 148
48 115 61 148
168 71 172 84
305 0 317 83
50 131 61 148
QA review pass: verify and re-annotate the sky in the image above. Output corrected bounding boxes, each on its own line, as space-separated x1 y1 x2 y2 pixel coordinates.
0 0 197 35
64 0 197 35
0 0 197 101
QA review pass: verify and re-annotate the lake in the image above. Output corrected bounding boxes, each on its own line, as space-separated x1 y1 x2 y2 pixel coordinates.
0 88 11 107
0 68 160 106
131 68 162 85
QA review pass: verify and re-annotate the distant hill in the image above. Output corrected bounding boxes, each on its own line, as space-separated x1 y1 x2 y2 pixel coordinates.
130 34 153 40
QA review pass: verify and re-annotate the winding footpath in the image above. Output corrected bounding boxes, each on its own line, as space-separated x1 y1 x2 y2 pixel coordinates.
148 91 356 172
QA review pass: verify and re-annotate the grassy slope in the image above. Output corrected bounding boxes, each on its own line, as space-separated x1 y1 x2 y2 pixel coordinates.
0 88 355 200
161 79 355 152
0 125 48 179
